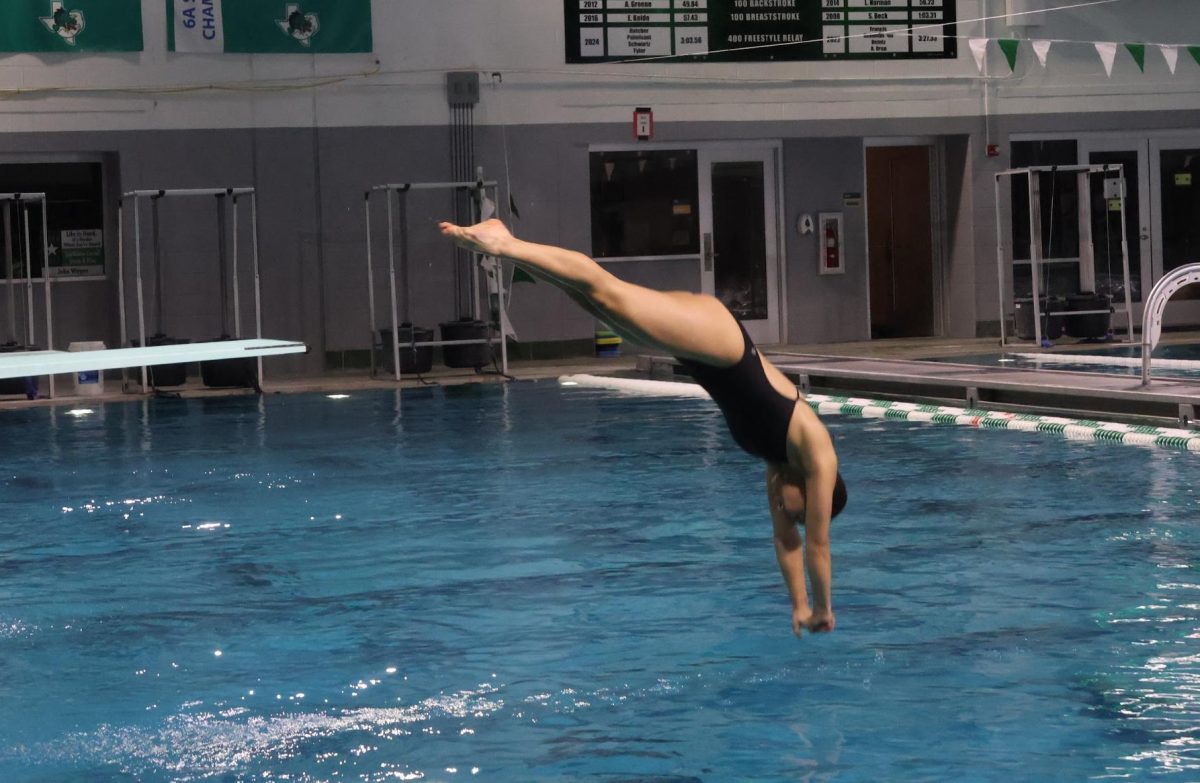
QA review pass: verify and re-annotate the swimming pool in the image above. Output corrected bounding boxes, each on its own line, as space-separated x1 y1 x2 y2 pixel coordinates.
2 383 1198 781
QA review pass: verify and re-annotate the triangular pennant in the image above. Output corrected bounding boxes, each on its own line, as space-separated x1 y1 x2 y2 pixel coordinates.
1188 46 1200 69
512 266 537 284
969 37 988 73
998 39 1020 71
1125 43 1146 72
1095 42 1118 77
1160 44 1179 75
1031 39 1052 68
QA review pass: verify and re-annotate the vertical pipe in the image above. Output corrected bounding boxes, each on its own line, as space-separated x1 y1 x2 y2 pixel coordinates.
365 191 377 378
39 198 54 398
232 194 243 339
134 197 148 389
216 195 228 337
22 202 34 348
152 196 163 335
470 179 481 320
4 202 15 344
117 199 127 389
1028 171 1043 347
250 192 264 382
385 188 401 382
398 188 410 322
1116 165 1135 344
493 186 509 375
451 106 462 317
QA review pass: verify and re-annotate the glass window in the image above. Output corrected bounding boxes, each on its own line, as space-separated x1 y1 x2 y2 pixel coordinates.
1010 140 1079 260
0 161 105 280
589 149 698 258
1087 150 1141 302
1010 140 1079 299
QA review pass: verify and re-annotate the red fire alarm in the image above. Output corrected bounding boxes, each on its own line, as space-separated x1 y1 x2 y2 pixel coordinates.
634 107 653 141
986 143 1001 158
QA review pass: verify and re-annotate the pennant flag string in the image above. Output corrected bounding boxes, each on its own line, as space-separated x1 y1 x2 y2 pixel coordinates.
1124 42 1146 72
1160 44 1179 75
1032 39 1052 68
969 37 988 74
1095 42 1118 77
960 36 1200 77
998 39 1021 72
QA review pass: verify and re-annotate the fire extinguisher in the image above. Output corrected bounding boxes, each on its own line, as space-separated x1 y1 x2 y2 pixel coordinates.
824 218 839 269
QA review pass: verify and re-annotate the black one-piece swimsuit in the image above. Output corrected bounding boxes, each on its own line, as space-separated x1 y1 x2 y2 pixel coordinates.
676 319 798 465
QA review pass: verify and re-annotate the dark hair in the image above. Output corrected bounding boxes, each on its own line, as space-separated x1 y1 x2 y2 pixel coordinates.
832 471 848 519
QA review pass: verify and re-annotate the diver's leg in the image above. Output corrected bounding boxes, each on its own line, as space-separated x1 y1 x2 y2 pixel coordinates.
441 220 743 365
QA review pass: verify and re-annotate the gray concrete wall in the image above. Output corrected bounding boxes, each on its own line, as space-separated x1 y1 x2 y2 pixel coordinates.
4 105 1200 375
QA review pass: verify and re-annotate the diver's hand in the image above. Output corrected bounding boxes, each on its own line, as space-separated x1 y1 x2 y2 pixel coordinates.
792 606 835 637
806 607 835 634
438 219 513 257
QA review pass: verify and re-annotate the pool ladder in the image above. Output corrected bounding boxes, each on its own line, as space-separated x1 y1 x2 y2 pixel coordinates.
1142 263 1200 386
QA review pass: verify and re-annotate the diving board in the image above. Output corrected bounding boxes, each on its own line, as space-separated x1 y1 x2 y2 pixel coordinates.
0 339 306 382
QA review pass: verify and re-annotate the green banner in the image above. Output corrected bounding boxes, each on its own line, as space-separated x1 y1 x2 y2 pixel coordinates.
168 0 372 54
0 0 143 52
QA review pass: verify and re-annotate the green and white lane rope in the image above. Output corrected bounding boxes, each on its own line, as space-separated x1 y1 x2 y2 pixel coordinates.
558 374 1200 453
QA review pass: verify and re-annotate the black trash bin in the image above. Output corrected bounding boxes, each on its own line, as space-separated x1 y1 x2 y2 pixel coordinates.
1064 292 1112 339
200 337 257 388
132 335 190 387
439 318 491 370
379 324 434 375
1014 296 1066 341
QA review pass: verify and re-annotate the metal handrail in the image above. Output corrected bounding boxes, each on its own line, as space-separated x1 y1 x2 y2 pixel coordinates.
1142 263 1200 385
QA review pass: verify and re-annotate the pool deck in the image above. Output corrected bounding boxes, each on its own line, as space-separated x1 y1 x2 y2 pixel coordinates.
3 331 1199 426
641 352 1200 426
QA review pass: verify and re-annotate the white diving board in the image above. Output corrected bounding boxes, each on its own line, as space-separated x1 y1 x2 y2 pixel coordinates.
0 339 307 381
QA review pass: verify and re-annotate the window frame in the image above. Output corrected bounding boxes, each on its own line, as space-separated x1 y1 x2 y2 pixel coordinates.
0 152 111 284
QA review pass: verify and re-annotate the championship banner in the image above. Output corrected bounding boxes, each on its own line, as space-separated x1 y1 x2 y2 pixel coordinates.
0 0 143 52
168 0 373 54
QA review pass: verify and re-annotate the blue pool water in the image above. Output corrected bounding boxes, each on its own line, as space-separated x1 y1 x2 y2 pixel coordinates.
2 383 1199 782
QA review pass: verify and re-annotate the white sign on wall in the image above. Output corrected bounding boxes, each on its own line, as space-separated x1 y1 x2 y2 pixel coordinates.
172 0 225 53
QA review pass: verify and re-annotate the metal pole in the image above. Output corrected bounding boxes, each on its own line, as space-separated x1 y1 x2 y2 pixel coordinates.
152 196 163 335
364 192 377 378
493 186 509 375
216 195 228 338
1028 171 1044 347
1116 167 1135 343
250 192 264 382
385 187 401 382
4 203 14 344
22 202 34 348
232 195 242 339
134 197 148 389
117 198 127 389
995 175 1008 347
471 178 482 321
40 198 54 398
398 188 410 322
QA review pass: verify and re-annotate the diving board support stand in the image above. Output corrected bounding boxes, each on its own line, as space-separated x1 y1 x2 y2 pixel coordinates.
364 174 510 382
0 193 54 398
119 187 264 392
1141 262 1200 386
995 164 1135 348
